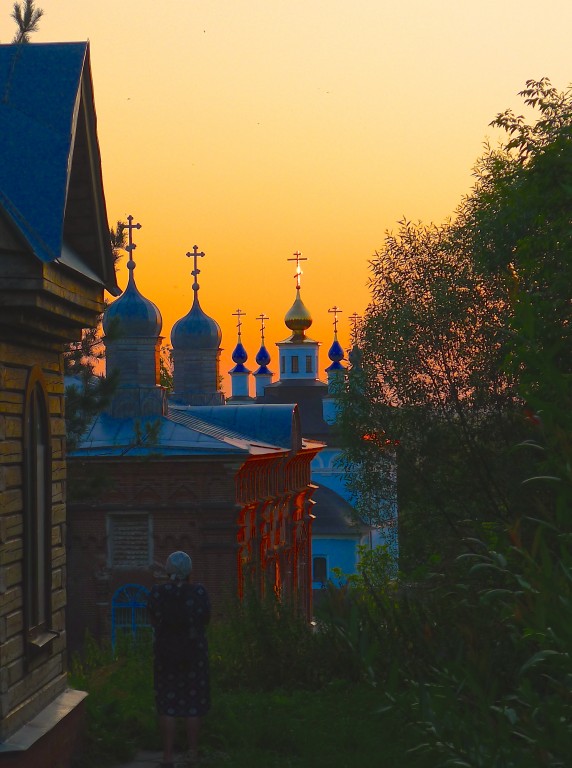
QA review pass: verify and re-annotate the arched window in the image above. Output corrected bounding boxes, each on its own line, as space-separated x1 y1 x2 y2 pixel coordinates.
111 584 151 649
23 367 53 649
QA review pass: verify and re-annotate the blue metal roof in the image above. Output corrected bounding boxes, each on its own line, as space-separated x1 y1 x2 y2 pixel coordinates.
68 410 289 458
69 412 247 457
179 404 299 450
103 265 163 338
0 42 110 270
171 294 222 351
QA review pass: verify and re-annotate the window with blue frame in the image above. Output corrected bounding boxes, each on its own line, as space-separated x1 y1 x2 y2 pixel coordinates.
111 584 151 649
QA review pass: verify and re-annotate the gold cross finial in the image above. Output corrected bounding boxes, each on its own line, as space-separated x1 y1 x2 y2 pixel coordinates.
186 245 205 293
287 250 308 289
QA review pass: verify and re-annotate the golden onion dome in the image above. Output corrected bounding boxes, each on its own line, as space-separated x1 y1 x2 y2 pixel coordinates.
285 289 312 337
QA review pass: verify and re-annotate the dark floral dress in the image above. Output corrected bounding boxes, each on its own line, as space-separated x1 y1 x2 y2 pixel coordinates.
147 581 210 717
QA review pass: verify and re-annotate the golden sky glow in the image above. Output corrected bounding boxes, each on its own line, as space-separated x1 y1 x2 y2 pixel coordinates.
14 0 572 392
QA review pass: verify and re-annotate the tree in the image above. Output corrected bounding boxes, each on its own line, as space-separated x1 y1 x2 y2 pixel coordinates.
11 0 43 43
333 81 572 765
458 79 572 471
339 210 538 571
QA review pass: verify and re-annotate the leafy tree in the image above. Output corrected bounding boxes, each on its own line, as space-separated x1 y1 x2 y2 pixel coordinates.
338 218 536 572
330 79 572 767
11 0 43 43
458 78 572 474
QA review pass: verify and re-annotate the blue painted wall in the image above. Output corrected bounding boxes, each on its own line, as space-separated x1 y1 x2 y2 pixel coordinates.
311 538 359 589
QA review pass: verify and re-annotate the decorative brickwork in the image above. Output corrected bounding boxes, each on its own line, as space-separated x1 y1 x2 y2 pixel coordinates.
67 445 320 650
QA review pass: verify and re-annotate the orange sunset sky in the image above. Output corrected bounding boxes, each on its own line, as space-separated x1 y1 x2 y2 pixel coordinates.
7 1 572 393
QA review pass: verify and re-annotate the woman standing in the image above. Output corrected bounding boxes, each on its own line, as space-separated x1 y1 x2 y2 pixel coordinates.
147 551 210 768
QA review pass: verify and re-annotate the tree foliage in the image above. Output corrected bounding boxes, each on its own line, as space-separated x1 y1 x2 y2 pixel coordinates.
338 217 536 571
11 0 43 43
458 78 572 463
332 78 572 766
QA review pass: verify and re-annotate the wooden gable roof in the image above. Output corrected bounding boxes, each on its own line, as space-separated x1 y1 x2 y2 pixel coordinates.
0 41 118 296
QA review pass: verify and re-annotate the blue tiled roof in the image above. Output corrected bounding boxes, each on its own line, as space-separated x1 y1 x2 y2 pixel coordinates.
0 42 88 262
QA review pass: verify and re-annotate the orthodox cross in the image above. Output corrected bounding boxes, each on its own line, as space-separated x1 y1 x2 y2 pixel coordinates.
256 312 269 344
328 306 342 336
125 214 142 270
287 250 307 289
232 308 246 340
186 245 205 293
348 312 362 343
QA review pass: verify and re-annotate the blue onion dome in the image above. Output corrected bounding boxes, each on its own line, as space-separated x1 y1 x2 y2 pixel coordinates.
328 337 345 363
102 259 162 338
255 343 271 367
285 290 312 336
232 341 248 365
171 294 222 350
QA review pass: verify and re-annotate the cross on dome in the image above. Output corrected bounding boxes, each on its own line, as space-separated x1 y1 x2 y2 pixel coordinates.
125 214 142 271
328 306 343 336
256 312 269 344
287 250 307 290
232 308 246 339
186 245 205 294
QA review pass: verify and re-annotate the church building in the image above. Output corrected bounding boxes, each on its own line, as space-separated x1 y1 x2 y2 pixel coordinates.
251 254 394 594
222 252 397 596
66 232 322 649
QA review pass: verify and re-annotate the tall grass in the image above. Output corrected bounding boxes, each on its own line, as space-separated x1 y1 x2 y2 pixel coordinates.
69 591 415 767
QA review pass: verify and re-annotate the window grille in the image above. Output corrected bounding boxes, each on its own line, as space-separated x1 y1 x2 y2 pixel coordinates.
111 584 151 649
108 514 151 568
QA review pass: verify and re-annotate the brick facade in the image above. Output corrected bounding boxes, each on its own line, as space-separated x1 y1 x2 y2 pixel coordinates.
67 445 319 649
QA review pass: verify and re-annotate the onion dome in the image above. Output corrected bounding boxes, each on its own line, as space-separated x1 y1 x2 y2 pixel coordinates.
326 337 345 371
232 341 248 365
253 313 272 380
255 343 271 367
171 246 222 350
171 294 222 350
285 289 312 336
102 256 162 338
230 339 249 373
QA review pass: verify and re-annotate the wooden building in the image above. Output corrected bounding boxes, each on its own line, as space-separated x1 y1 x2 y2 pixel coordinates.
0 42 118 766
